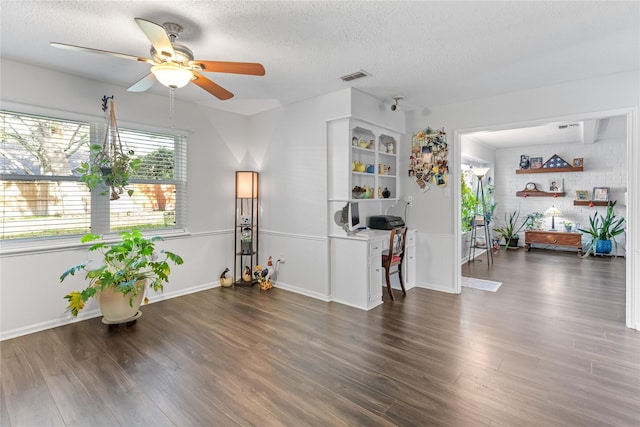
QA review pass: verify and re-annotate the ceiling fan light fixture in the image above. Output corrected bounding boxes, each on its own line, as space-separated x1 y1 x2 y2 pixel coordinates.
151 64 193 88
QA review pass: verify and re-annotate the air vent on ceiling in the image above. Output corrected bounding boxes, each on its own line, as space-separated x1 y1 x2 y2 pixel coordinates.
340 70 371 82
558 123 579 129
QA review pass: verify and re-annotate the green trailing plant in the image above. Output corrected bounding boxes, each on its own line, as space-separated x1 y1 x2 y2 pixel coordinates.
59 228 184 316
579 201 625 256
77 96 141 200
493 210 526 249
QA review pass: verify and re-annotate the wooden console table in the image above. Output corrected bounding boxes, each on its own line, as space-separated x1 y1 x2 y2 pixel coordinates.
525 230 583 256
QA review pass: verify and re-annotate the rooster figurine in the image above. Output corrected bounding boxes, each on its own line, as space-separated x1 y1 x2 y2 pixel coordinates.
265 256 275 283
220 268 232 287
254 260 273 291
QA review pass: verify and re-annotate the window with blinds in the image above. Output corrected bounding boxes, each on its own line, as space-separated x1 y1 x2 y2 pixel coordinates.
0 110 187 241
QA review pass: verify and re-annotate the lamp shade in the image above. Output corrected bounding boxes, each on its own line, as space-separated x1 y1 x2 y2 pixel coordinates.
544 206 563 217
236 171 259 198
472 167 490 178
151 64 193 89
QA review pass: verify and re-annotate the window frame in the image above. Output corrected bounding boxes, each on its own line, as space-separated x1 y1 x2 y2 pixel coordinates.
0 103 188 251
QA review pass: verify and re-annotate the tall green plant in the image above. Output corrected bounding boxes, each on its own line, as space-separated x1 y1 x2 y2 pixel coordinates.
579 201 625 256
60 228 184 316
493 210 526 248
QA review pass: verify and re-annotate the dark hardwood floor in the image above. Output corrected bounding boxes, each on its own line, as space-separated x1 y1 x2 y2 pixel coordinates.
2 249 638 426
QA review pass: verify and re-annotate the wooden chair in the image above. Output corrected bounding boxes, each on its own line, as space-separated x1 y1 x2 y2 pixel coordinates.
381 226 407 301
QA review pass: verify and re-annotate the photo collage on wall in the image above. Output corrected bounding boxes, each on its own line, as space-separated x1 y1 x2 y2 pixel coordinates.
408 127 448 192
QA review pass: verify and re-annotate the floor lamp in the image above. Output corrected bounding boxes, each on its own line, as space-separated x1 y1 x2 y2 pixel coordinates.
468 167 493 267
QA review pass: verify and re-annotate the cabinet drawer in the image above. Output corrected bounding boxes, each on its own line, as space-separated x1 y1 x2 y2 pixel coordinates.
406 233 416 247
369 241 383 256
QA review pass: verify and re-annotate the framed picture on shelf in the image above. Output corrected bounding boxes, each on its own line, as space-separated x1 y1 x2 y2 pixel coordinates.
530 157 543 169
575 190 590 201
573 157 583 167
547 177 563 192
592 187 609 202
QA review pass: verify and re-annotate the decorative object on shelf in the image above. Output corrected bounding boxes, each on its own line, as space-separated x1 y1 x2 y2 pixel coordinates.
544 205 563 231
519 154 530 169
573 158 584 167
547 177 563 192
352 185 366 199
387 142 395 154
220 268 233 287
366 164 375 173
76 96 141 200
576 190 590 201
516 183 565 197
382 187 391 199
542 154 571 169
493 210 526 249
235 171 259 287
593 186 609 202
409 127 448 190
530 156 543 169
352 137 358 146
579 201 625 257
353 161 365 172
59 228 184 321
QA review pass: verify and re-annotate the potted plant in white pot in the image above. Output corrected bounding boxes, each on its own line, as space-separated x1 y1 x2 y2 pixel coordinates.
60 228 184 323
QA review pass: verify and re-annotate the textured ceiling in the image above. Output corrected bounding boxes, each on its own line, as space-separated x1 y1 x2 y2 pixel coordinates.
1 1 638 118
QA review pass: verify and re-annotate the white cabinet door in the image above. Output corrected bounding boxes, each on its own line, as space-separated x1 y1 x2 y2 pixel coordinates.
368 239 383 304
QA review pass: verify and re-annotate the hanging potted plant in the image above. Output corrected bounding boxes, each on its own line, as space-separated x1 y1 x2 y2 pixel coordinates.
76 96 141 200
59 228 184 323
579 201 625 256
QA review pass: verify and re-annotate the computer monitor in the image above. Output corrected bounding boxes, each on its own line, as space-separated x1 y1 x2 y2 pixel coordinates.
348 201 361 232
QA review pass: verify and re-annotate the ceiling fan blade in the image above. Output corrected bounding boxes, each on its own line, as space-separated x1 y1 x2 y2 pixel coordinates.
134 18 176 60
191 72 234 100
50 42 151 63
127 73 157 92
193 61 265 76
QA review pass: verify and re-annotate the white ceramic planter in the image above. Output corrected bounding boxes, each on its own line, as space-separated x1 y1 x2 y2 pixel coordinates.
95 281 146 323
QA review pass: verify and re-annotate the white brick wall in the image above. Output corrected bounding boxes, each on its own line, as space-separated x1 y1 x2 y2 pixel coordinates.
493 136 627 254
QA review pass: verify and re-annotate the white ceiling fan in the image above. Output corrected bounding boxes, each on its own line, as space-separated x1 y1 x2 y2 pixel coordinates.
51 18 265 100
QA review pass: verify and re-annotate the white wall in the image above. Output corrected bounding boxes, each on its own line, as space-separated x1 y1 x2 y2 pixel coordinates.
251 88 406 299
0 59 251 339
493 132 627 254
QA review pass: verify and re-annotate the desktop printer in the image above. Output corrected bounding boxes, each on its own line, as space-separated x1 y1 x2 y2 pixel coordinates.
367 215 405 230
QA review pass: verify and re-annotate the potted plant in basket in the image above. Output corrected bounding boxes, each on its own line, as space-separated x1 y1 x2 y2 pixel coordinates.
493 210 526 249
59 228 184 322
579 201 625 256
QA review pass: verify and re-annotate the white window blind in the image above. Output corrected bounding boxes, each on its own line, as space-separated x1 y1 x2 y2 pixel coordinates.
0 110 187 240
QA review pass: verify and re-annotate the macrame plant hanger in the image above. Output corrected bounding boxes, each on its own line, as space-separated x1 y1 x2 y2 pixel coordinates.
96 96 130 200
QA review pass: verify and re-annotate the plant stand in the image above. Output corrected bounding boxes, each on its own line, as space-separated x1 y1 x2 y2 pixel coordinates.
102 310 142 328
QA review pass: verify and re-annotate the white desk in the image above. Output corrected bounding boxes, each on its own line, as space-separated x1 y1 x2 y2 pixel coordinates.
329 229 415 310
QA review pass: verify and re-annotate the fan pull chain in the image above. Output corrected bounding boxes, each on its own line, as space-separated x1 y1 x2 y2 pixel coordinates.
169 87 175 124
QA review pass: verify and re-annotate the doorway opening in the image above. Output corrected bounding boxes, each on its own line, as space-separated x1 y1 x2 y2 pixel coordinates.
456 108 635 328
